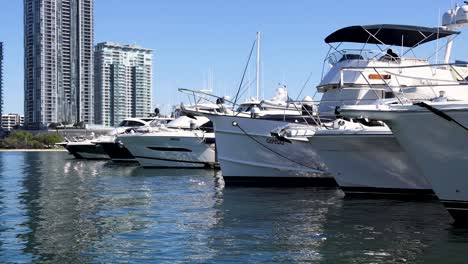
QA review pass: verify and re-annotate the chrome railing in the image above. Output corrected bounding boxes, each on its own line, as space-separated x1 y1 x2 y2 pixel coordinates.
336 63 468 104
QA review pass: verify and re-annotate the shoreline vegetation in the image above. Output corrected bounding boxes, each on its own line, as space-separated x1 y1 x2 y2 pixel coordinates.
0 131 64 150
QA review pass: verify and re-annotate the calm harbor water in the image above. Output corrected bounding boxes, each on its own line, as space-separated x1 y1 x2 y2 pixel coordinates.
0 152 467 263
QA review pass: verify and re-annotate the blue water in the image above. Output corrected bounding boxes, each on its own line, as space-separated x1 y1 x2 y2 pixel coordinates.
0 152 466 263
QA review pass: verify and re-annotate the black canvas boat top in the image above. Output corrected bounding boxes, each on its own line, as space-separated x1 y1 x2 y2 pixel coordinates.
325 24 459 47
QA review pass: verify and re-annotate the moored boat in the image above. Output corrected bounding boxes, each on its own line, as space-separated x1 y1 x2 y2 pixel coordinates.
119 115 217 168
308 119 434 198
59 117 165 160
332 1 468 221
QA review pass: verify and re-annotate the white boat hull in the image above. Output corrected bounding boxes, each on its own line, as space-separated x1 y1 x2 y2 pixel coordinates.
119 132 216 168
207 114 334 186
341 104 468 223
309 131 433 198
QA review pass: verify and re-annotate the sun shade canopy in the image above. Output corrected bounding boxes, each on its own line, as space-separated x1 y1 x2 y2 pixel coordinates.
325 24 459 47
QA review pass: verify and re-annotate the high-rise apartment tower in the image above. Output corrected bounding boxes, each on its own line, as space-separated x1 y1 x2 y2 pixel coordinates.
94 42 153 127
24 0 94 128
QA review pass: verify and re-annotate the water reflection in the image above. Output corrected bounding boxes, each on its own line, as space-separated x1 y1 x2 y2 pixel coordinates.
18 152 105 262
0 152 467 263
319 198 452 263
205 187 343 263
0 152 35 263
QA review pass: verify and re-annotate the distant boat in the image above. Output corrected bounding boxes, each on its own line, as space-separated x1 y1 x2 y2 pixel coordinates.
58 117 168 160
94 117 173 163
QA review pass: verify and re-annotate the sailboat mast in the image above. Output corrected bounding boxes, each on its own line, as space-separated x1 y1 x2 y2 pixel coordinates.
256 32 261 100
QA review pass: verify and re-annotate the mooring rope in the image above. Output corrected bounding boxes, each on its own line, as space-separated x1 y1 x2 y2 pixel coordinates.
234 122 321 171
415 102 468 132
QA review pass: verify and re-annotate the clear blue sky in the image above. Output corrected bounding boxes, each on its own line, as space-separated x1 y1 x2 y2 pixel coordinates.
0 0 467 114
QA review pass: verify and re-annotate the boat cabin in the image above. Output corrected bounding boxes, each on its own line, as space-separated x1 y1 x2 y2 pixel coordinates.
317 21 468 114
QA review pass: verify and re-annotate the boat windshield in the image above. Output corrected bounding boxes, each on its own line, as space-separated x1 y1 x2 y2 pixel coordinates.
118 120 146 127
327 49 382 65
236 104 262 113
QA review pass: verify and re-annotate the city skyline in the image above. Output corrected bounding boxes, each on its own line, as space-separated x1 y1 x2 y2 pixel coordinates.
1 1 467 116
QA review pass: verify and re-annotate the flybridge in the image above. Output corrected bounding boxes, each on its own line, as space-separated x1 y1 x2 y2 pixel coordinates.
316 3 468 114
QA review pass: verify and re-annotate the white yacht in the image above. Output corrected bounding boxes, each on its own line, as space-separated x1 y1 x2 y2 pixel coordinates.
181 85 334 186
60 117 158 160
94 117 173 163
199 22 466 186
306 3 468 198
118 115 217 168
331 3 468 222
339 100 468 222
308 119 432 197
207 112 331 186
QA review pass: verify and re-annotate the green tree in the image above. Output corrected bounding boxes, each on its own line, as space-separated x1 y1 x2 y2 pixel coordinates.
0 131 63 149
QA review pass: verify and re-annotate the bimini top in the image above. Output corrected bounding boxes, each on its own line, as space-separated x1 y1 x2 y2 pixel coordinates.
325 24 459 47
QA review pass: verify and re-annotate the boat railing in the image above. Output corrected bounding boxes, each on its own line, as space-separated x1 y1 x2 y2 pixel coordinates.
322 48 432 81
326 49 384 65
179 88 314 115
326 49 432 65
337 62 468 104
178 88 238 106
178 88 397 128
285 97 400 126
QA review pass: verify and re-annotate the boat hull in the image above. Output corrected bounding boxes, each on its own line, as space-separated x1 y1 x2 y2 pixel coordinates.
207 114 334 186
64 143 109 160
119 132 217 168
309 132 434 198
98 141 137 163
341 105 468 223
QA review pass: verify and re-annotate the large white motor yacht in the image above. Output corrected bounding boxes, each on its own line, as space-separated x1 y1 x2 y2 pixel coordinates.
308 119 432 197
305 3 468 198
118 115 217 168
198 20 468 186
339 100 468 223
182 86 335 186
331 2 468 222
207 113 331 186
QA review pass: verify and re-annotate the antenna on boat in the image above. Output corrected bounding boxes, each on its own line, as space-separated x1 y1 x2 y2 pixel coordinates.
442 2 468 63
256 32 261 100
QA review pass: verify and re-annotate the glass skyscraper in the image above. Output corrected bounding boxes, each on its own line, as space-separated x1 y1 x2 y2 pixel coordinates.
24 0 94 129
94 42 153 127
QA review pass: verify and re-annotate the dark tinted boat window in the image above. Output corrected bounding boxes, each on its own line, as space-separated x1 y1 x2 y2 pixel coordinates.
199 121 214 132
126 121 145 127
